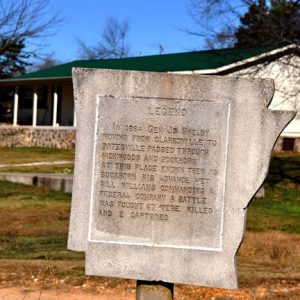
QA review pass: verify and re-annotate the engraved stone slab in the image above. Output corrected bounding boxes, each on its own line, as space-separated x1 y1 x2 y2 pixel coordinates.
90 99 229 250
68 69 295 289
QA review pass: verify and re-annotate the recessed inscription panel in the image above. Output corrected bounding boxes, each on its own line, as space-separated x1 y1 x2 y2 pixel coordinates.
89 97 229 249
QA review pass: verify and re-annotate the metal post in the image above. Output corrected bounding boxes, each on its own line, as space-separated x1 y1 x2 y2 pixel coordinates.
136 280 174 300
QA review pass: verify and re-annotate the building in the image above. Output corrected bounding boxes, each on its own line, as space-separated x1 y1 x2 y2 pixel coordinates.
0 44 298 151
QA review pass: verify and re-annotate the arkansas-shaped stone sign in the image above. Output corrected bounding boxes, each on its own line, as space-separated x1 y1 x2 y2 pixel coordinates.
68 69 295 289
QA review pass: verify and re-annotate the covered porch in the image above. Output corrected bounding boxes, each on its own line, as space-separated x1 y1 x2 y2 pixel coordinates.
0 78 76 127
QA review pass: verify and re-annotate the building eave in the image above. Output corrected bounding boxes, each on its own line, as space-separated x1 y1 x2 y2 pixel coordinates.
173 44 299 75
0 44 297 83
0 76 72 85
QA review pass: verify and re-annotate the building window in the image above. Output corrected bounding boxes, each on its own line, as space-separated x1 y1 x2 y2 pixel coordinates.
19 87 48 109
0 87 14 123
282 138 295 152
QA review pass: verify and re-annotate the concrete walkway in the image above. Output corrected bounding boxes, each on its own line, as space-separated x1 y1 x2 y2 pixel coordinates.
0 157 74 194
0 172 73 193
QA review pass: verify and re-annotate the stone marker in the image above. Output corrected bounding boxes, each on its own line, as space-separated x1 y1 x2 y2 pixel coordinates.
68 68 295 290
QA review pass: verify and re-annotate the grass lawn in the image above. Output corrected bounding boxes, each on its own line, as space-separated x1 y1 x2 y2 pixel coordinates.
0 161 299 259
0 163 74 174
0 178 299 298
0 181 81 260
0 150 299 259
0 147 75 173
0 147 75 164
0 151 299 298
247 183 300 233
246 153 300 233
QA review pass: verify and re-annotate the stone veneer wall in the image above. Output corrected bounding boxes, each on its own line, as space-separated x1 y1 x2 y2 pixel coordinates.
294 139 300 153
0 126 299 152
0 126 76 149
273 136 300 153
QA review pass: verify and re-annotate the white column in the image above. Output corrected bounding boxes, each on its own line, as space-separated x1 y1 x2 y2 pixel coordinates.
32 88 38 127
52 86 58 127
73 104 77 127
13 87 19 126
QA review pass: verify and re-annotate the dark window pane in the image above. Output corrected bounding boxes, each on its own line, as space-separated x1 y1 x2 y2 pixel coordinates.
282 138 295 152
0 87 14 122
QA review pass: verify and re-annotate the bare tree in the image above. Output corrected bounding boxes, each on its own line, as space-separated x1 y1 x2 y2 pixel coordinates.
186 1 300 114
186 0 245 49
0 0 62 77
78 17 130 59
29 53 61 71
229 49 300 111
186 0 300 49
186 0 300 71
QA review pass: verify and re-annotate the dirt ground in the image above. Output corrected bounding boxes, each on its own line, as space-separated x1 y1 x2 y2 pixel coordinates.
1 232 300 299
1 279 300 300
1 259 300 299
0 287 134 300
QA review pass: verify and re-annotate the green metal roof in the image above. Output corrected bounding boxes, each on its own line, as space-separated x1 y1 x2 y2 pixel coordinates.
11 45 280 81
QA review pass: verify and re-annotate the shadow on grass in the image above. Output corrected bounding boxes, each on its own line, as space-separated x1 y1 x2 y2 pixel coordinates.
267 154 300 187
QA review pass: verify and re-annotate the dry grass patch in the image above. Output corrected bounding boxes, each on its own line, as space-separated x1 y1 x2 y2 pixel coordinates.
0 204 70 237
0 147 74 165
0 163 74 173
239 231 300 266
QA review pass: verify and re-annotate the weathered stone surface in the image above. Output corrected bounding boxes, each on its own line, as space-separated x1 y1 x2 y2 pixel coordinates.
90 100 228 249
254 186 265 198
68 68 295 289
